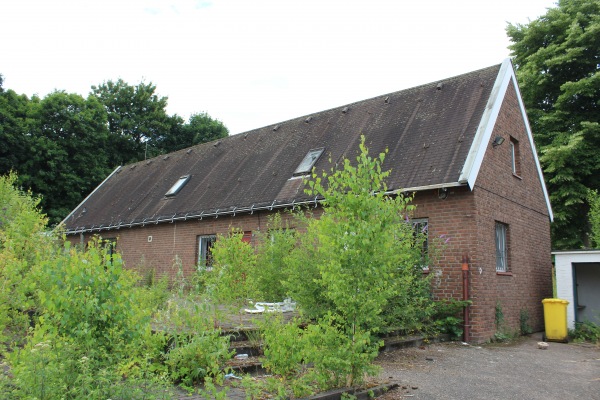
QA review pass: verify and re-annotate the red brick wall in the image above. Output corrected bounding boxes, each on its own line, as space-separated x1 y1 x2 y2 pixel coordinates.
412 187 477 302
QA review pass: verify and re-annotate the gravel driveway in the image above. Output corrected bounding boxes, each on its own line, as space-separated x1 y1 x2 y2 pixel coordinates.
375 333 600 400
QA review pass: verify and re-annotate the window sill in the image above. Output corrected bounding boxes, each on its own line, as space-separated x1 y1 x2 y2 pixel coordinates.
496 271 513 276
512 173 522 180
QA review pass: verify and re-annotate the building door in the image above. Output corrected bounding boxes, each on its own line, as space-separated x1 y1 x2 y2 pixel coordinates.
574 262 600 325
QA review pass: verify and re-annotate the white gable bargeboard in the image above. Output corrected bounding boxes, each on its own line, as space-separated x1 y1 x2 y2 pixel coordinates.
459 58 553 222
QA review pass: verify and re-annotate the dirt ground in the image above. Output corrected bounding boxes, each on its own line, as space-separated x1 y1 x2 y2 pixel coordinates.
374 333 600 400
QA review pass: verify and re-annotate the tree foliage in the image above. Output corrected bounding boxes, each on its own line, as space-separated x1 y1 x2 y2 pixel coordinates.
0 173 52 350
205 229 258 315
507 0 600 248
0 89 31 179
91 79 172 164
157 112 229 154
589 189 600 247
251 213 298 302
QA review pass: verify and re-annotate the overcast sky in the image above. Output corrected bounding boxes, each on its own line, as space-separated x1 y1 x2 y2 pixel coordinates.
3 0 556 135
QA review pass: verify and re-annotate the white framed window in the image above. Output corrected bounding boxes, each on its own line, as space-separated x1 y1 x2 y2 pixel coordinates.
411 218 429 270
197 235 216 270
102 237 117 265
510 137 521 176
495 222 508 272
166 175 190 197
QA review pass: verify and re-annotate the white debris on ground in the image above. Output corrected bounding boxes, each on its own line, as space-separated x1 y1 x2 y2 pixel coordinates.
244 298 296 313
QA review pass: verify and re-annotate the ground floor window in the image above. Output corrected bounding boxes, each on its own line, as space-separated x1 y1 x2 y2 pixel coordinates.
197 235 216 271
100 237 116 265
411 218 429 270
495 222 508 272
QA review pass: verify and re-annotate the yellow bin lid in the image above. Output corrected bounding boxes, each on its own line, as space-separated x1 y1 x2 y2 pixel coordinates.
542 298 569 304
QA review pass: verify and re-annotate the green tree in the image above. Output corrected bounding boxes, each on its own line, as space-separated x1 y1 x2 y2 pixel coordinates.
589 189 600 247
91 79 172 165
206 229 258 319
22 91 110 225
288 137 425 331
507 0 600 248
157 112 228 154
253 213 297 302
0 89 31 177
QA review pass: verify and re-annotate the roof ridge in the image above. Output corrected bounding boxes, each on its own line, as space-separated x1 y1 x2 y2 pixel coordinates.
227 63 503 140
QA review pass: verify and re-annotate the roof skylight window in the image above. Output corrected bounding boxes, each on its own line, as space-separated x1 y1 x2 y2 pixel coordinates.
165 175 190 197
293 148 324 176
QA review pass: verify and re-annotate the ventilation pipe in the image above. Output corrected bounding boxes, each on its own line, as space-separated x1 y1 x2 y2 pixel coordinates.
462 254 470 342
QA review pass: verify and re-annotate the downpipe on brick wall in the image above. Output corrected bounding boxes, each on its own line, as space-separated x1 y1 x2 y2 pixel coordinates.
462 254 470 342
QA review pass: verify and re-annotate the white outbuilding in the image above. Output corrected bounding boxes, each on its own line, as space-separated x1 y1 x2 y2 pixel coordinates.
553 250 600 329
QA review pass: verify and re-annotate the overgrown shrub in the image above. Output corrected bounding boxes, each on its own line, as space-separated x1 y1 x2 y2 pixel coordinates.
166 330 233 389
0 173 52 351
37 238 143 355
4 237 157 399
519 308 533 336
239 138 432 394
570 320 600 343
206 228 258 317
426 299 471 340
254 213 298 302
259 316 306 378
303 315 380 389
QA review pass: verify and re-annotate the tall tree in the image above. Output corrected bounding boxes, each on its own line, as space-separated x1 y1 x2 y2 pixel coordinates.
0 89 31 177
589 189 600 247
23 91 110 224
91 79 172 165
157 112 228 153
507 0 600 249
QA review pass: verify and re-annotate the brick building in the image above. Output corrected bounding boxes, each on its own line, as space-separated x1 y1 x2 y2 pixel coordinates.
63 59 553 342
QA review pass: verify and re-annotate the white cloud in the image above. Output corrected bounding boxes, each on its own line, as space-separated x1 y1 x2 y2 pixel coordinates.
2 0 556 134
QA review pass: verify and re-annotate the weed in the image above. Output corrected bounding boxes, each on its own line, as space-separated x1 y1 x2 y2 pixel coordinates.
569 320 600 344
492 301 517 342
519 308 533 335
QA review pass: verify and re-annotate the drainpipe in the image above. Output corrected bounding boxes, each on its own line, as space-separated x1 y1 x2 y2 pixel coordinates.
462 254 470 342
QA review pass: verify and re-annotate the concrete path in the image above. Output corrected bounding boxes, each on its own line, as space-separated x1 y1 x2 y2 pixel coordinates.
376 333 600 400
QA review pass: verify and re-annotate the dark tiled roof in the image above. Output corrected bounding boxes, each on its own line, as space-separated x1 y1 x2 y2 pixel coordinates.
64 64 501 233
